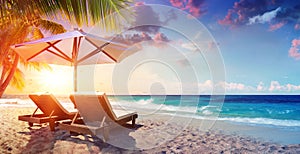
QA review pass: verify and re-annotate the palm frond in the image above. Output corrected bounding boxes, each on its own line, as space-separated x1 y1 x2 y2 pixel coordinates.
9 67 25 90
32 27 44 40
21 60 52 71
37 19 66 34
0 24 30 64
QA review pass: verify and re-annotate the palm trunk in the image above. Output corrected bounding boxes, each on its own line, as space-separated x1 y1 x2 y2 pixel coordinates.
0 54 19 97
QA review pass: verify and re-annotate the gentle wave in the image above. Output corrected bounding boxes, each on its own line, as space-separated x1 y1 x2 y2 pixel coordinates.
0 99 76 111
110 98 300 127
110 98 198 114
0 99 35 107
218 117 300 127
167 113 300 127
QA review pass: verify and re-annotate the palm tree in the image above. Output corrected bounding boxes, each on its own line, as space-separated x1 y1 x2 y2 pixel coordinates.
0 12 66 97
0 0 132 97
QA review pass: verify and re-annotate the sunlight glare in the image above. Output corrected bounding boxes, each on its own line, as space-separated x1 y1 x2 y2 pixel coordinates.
39 68 73 94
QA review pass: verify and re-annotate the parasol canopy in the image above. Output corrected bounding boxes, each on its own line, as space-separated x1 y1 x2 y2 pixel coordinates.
11 29 138 91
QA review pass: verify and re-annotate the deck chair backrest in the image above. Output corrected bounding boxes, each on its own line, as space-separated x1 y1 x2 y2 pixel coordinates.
69 94 77 108
72 94 114 124
98 93 118 121
29 94 70 117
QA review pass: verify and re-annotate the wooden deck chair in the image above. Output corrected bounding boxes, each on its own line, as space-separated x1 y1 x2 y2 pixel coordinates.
18 93 77 131
59 93 138 141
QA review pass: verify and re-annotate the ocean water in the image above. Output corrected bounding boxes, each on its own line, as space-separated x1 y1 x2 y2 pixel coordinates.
1 95 300 128
108 95 300 128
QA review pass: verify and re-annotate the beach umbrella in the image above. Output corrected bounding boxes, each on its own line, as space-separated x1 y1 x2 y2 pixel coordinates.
11 29 138 91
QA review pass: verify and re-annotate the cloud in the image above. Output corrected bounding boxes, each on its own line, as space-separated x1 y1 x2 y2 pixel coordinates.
181 42 198 51
154 33 170 42
288 39 300 60
268 81 281 91
276 4 300 23
169 0 206 17
248 7 281 25
268 21 285 31
197 80 300 93
219 0 300 29
224 82 245 91
286 84 300 91
214 81 247 92
181 41 220 51
132 2 177 34
110 33 150 45
257 81 265 91
197 80 249 93
208 41 219 50
132 3 161 34
219 0 269 26
110 32 170 46
198 80 213 93
169 0 184 8
295 24 300 30
135 1 145 6
268 81 300 92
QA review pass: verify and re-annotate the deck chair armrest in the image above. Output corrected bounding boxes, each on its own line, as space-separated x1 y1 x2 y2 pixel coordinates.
31 107 39 117
115 112 138 121
71 112 80 124
48 110 55 119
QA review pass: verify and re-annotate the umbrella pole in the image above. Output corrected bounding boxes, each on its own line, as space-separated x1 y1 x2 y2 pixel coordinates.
74 64 77 92
73 37 79 92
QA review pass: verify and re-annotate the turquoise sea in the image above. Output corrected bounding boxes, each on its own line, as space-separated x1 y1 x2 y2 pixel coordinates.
2 95 299 127
109 95 300 127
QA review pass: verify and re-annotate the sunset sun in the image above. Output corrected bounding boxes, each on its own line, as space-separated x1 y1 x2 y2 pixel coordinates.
38 67 73 94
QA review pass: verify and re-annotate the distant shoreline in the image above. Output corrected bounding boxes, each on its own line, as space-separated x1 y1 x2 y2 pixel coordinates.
2 94 300 98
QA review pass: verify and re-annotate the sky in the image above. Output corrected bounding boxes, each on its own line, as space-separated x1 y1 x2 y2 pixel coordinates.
7 0 300 95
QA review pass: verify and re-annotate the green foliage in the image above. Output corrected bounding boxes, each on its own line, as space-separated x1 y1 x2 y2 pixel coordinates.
10 68 25 90
37 19 67 34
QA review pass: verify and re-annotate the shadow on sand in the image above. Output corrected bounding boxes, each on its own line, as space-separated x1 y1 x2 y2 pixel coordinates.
18 123 144 153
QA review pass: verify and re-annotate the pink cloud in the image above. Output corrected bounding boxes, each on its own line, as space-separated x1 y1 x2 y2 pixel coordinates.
153 33 170 48
135 1 145 6
218 10 235 25
269 81 281 91
289 39 300 60
268 81 300 92
256 81 264 91
218 0 263 26
220 0 299 28
169 0 185 8
286 84 300 91
295 24 300 30
169 0 206 17
268 22 285 31
154 33 169 42
186 0 202 17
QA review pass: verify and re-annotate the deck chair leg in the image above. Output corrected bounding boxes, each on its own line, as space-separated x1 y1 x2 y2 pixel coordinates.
28 122 33 127
103 128 109 142
132 117 136 127
49 119 55 131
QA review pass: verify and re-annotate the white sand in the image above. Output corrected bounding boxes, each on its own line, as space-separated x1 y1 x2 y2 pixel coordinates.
0 106 300 153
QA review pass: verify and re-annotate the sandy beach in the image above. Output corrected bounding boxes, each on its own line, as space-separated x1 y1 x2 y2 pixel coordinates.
0 104 300 154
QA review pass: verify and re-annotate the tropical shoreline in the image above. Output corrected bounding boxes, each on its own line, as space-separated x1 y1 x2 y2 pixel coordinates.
0 104 299 153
